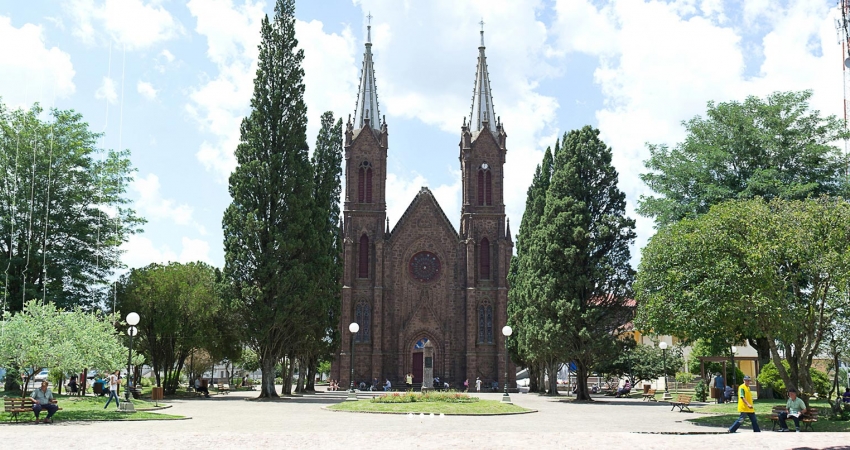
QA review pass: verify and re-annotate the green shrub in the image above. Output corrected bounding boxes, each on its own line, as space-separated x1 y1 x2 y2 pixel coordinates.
675 372 695 384
140 377 153 388
694 380 708 402
371 391 479 404
758 361 831 398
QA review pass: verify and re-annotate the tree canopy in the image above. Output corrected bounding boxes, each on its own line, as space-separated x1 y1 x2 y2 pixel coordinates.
635 197 850 402
638 90 848 228
0 102 143 314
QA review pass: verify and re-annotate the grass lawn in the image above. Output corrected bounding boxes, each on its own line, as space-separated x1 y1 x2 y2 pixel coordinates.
1 393 184 423
689 399 848 432
327 399 532 415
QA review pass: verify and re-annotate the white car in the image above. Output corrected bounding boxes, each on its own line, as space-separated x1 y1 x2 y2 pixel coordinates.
33 369 50 381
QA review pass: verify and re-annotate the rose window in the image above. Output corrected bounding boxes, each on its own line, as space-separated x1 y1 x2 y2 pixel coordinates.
409 251 441 282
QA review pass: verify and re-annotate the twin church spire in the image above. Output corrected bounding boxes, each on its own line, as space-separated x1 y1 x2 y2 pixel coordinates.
352 16 497 133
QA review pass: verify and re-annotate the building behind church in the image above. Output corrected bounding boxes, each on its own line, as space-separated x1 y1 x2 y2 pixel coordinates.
331 24 516 389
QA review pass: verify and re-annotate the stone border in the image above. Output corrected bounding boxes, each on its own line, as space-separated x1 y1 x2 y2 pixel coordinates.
322 405 537 416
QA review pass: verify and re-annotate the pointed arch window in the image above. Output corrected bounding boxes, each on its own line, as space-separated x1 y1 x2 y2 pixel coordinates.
478 301 494 344
358 234 369 278
354 302 371 343
478 163 492 206
358 161 373 203
479 237 490 280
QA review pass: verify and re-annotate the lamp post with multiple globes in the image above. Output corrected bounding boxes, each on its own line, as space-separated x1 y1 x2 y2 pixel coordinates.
124 312 140 411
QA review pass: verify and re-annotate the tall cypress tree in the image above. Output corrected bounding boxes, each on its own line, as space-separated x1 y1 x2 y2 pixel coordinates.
528 126 636 400
508 146 553 393
296 112 344 392
222 0 313 398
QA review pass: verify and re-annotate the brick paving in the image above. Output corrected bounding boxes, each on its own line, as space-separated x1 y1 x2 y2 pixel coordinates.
0 389 844 449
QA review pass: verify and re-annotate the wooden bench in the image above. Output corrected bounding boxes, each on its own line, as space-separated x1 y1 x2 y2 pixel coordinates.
216 383 230 395
4 397 61 423
769 405 818 431
670 394 693 412
642 389 657 401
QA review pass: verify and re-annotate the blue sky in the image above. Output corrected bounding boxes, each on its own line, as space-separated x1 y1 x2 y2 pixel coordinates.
0 0 843 271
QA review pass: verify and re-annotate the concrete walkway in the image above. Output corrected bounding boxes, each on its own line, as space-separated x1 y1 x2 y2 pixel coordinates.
1 388 845 449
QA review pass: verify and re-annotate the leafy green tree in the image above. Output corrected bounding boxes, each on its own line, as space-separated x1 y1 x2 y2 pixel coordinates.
638 90 848 227
758 360 830 399
636 197 850 404
114 262 234 394
0 102 144 314
0 301 128 394
222 0 315 398
523 126 636 400
626 343 684 386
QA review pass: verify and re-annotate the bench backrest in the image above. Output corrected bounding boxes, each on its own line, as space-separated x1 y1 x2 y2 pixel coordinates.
4 397 34 411
771 406 787 413
222 384 230 389
677 395 692 402
647 389 656 394
806 407 818 419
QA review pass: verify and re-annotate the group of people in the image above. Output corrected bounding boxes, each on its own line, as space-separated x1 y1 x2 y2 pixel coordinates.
711 372 734 404
28 369 123 424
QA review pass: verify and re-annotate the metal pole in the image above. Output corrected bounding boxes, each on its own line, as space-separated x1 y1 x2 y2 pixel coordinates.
349 333 355 393
504 338 508 396
663 349 668 394
125 331 133 402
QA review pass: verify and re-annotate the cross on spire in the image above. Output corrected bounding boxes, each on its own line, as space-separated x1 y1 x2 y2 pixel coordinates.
479 18 485 46
367 12 373 25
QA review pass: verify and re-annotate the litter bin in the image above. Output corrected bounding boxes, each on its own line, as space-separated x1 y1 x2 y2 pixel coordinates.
151 387 164 401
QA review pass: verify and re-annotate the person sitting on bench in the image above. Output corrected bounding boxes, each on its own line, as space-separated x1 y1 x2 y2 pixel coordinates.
194 378 210 398
31 381 59 424
383 379 391 391
843 387 850 404
68 375 79 394
778 388 807 432
723 385 733 403
616 380 631 397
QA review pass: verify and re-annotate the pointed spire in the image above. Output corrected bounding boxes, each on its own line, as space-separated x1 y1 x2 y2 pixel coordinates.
353 12 380 129
469 19 496 134
506 218 512 242
386 217 390 235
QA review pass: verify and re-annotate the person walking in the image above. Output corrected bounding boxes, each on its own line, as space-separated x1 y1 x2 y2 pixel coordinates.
728 376 760 433
405 372 413 390
104 370 121 409
463 378 469 392
475 377 481 393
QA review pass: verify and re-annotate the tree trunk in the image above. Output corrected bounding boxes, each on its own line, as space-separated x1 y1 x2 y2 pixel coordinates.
575 361 592 401
749 337 774 399
259 356 278 398
529 363 539 393
546 361 559 396
305 357 316 392
284 357 295 396
296 358 305 393
536 362 546 394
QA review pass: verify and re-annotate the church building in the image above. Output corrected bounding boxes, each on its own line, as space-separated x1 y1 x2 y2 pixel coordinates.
332 23 515 389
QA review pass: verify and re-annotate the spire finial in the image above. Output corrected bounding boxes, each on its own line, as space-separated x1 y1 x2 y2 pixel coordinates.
479 18 485 47
367 12 373 43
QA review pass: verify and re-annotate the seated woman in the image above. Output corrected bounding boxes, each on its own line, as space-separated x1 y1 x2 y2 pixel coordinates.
68 375 79 394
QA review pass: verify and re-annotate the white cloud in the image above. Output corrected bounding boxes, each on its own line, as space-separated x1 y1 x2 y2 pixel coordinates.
66 0 183 50
551 0 842 262
186 0 358 181
95 76 118 104
0 16 76 108
130 173 206 234
160 49 175 62
136 80 157 100
120 235 212 268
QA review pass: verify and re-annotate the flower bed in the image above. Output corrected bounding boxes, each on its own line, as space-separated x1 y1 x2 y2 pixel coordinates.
371 391 479 404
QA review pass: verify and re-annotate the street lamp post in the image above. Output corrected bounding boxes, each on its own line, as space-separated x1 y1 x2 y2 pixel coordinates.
347 322 359 401
501 325 513 404
123 312 140 412
624 345 632 386
659 341 671 400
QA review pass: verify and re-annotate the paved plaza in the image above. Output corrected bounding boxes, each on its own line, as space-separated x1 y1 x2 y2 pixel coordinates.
1 389 847 449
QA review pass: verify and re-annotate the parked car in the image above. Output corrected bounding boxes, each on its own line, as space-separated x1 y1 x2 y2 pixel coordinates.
33 369 49 381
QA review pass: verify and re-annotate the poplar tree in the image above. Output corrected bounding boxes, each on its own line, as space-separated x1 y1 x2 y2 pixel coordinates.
528 126 636 401
222 0 314 398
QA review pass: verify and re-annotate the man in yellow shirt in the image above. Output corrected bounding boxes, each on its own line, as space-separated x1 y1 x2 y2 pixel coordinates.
728 376 761 433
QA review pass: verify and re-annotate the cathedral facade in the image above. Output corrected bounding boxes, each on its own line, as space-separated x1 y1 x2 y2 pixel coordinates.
332 25 515 389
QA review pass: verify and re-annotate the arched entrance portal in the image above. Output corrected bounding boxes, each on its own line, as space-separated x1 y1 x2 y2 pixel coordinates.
411 338 429 383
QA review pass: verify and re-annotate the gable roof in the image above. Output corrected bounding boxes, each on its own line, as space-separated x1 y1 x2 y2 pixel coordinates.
390 187 458 239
